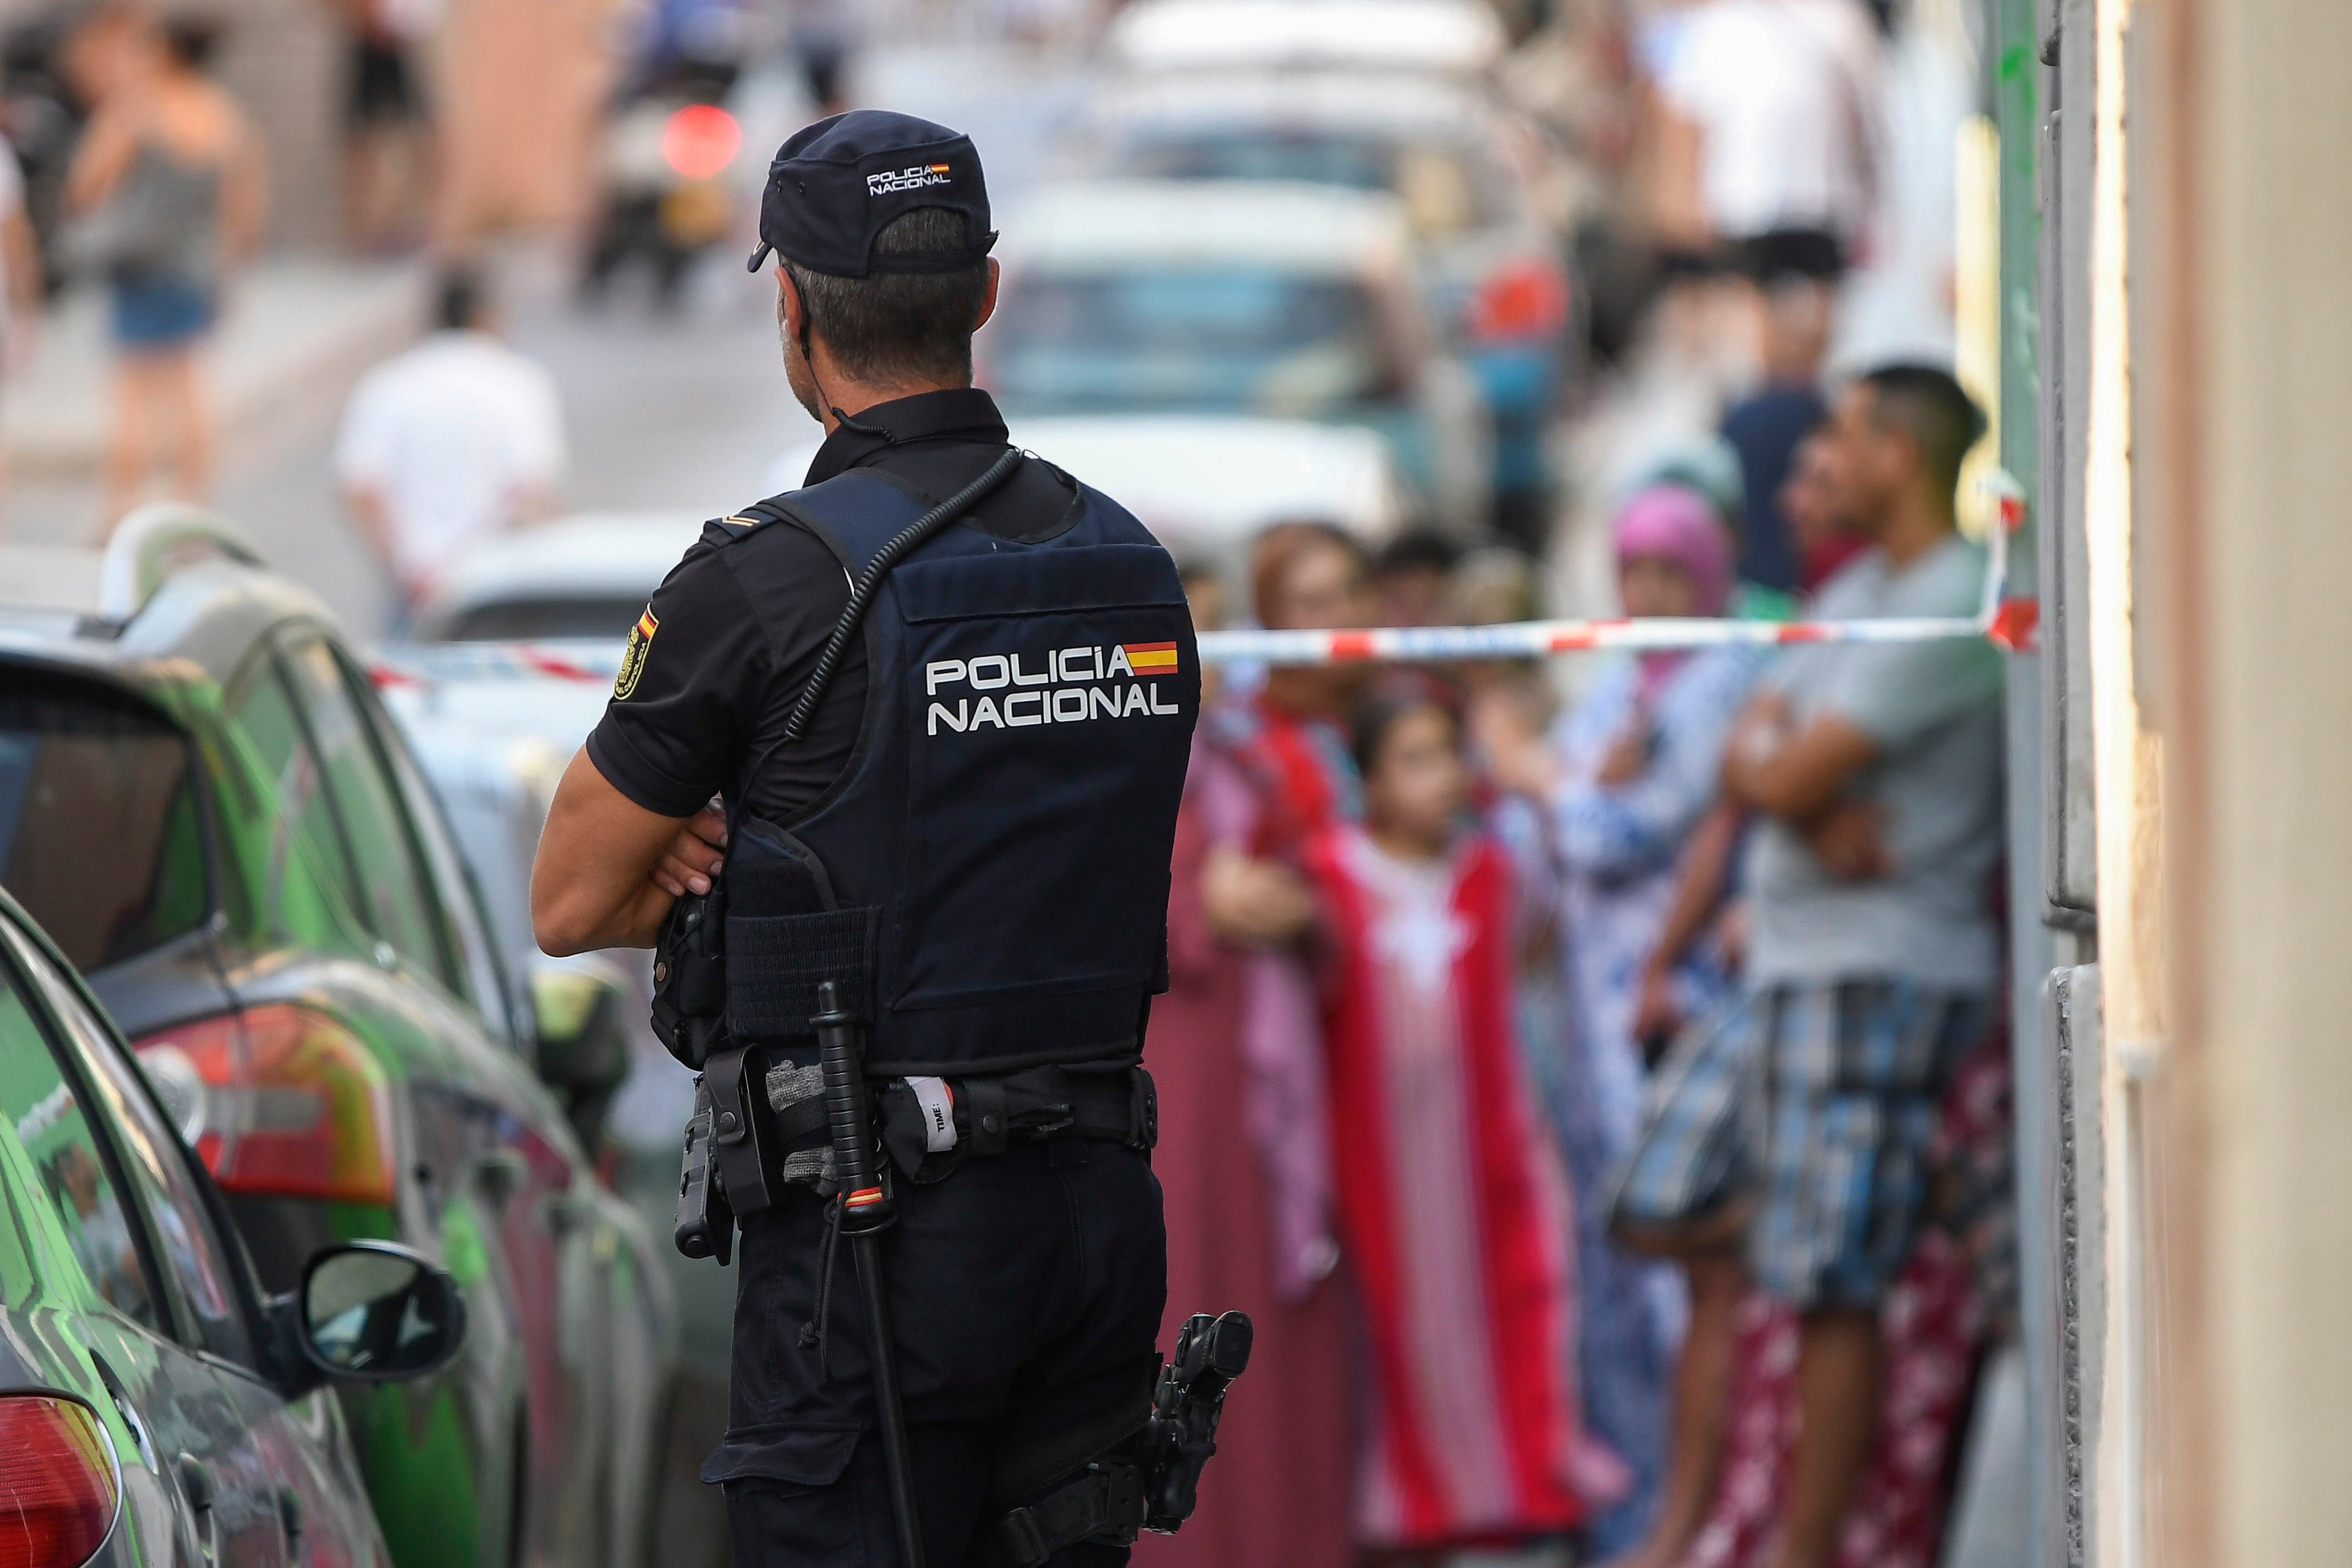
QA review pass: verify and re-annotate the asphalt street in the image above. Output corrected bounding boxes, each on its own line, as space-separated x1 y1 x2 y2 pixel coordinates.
0 40 1090 641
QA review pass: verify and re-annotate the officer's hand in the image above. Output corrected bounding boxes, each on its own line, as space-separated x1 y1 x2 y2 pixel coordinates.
650 802 729 898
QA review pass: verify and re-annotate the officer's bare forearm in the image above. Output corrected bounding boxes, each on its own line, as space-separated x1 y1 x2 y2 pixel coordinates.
532 747 694 954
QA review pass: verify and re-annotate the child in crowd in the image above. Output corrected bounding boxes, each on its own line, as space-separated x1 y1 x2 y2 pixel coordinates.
1306 680 1619 1559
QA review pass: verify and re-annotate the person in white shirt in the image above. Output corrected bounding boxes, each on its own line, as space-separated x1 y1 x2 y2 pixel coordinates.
0 133 47 532
1656 0 1883 271
336 269 566 616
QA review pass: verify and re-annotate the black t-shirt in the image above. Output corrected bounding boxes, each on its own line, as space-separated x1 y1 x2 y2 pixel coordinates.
585 387 1078 822
1719 382 1827 594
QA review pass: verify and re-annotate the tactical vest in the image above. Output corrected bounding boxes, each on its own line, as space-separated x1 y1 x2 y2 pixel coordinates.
718 464 1199 1076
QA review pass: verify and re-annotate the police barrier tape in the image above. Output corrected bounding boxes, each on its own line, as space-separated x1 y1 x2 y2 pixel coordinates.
372 493 2035 686
372 599 2039 688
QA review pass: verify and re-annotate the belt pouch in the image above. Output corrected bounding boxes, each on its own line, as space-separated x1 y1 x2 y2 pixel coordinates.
705 1046 783 1214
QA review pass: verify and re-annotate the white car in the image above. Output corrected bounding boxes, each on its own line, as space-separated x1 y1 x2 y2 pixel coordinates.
985 179 1492 531
767 413 1408 584
409 511 708 643
385 511 708 966
1105 0 1507 78
1065 71 1577 518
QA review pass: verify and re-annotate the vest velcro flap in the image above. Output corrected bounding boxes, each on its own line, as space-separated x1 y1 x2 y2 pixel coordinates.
726 907 878 1036
893 543 1186 623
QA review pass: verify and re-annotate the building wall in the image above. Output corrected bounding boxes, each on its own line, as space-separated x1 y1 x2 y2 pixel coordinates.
2178 0 2352 1562
2100 0 2352 1563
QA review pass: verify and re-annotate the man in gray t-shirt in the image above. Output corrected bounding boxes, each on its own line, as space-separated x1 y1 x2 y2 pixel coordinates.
1742 534 2006 989
1718 365 2002 1568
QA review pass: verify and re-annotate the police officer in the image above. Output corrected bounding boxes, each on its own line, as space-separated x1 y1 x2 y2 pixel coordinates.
531 111 1199 1567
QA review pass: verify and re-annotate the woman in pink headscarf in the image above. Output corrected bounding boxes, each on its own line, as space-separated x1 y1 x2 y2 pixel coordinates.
1479 481 1761 1558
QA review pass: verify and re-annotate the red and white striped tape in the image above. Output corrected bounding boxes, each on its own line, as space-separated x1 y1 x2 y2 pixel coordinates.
374 596 2039 687
374 488 2034 687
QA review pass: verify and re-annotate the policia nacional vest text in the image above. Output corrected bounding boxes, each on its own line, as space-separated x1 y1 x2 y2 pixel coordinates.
722 462 1197 1071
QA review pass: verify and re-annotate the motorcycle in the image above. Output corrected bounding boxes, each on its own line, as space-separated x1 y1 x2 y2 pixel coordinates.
582 51 745 308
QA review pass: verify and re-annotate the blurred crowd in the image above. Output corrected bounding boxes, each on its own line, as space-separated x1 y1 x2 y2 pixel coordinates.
1149 357 2010 1568
1108 4 2013 1568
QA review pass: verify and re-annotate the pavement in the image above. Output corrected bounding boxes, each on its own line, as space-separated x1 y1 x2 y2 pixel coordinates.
0 36 1089 636
5 256 431 481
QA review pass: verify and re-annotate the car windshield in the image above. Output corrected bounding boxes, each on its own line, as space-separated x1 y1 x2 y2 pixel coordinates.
434 597 647 642
0 678 210 972
1121 129 1508 238
989 266 1389 415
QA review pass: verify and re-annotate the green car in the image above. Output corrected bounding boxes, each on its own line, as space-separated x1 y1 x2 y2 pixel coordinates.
0 510 678 1568
0 876 467 1568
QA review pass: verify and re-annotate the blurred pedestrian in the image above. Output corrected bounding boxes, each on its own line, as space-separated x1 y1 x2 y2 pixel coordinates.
1136 560 1354 1568
1778 428 1868 593
1625 440 1799 622
0 130 48 530
1373 529 1461 629
1445 544 1551 711
1306 681 1615 1555
336 268 566 623
1718 267 1833 593
1711 362 2002 1568
1196 520 1379 1305
1479 483 1760 1559
788 0 857 116
1237 520 1378 842
1636 0 1877 398
1653 0 1879 285
64 10 266 528
332 0 438 251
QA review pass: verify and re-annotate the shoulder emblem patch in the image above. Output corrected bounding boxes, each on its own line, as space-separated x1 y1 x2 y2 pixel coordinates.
614 606 659 700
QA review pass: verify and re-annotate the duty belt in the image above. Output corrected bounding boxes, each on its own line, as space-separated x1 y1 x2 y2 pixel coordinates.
762 1058 1158 1192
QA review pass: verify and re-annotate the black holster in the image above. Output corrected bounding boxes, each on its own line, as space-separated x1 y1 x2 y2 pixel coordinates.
651 883 728 1071
987 1310 1255 1566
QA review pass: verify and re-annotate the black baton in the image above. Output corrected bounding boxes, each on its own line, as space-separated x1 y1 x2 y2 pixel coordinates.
814 980 925 1568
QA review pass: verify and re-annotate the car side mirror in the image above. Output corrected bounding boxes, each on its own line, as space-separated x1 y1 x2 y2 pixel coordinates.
270 1241 465 1396
531 954 635 1152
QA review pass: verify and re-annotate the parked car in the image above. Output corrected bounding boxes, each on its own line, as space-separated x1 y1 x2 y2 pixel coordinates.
409 512 708 645
0 508 677 1568
766 413 1408 585
1105 0 1507 80
0 879 468 1568
988 179 1492 532
383 509 731 1568
1069 71 1577 536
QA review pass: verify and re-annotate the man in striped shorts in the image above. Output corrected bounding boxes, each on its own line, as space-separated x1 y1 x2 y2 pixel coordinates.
1618 364 2005 1568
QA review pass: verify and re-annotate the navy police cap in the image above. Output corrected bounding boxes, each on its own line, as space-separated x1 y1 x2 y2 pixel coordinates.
745 110 996 278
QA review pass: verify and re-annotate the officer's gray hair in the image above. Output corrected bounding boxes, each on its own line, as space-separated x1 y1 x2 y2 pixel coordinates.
783 208 990 386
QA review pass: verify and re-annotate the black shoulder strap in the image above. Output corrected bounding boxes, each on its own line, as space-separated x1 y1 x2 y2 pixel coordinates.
721 451 1027 828
778 448 1025 744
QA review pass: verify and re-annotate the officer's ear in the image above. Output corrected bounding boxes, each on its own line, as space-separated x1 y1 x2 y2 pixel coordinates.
775 265 806 341
973 258 1000 335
